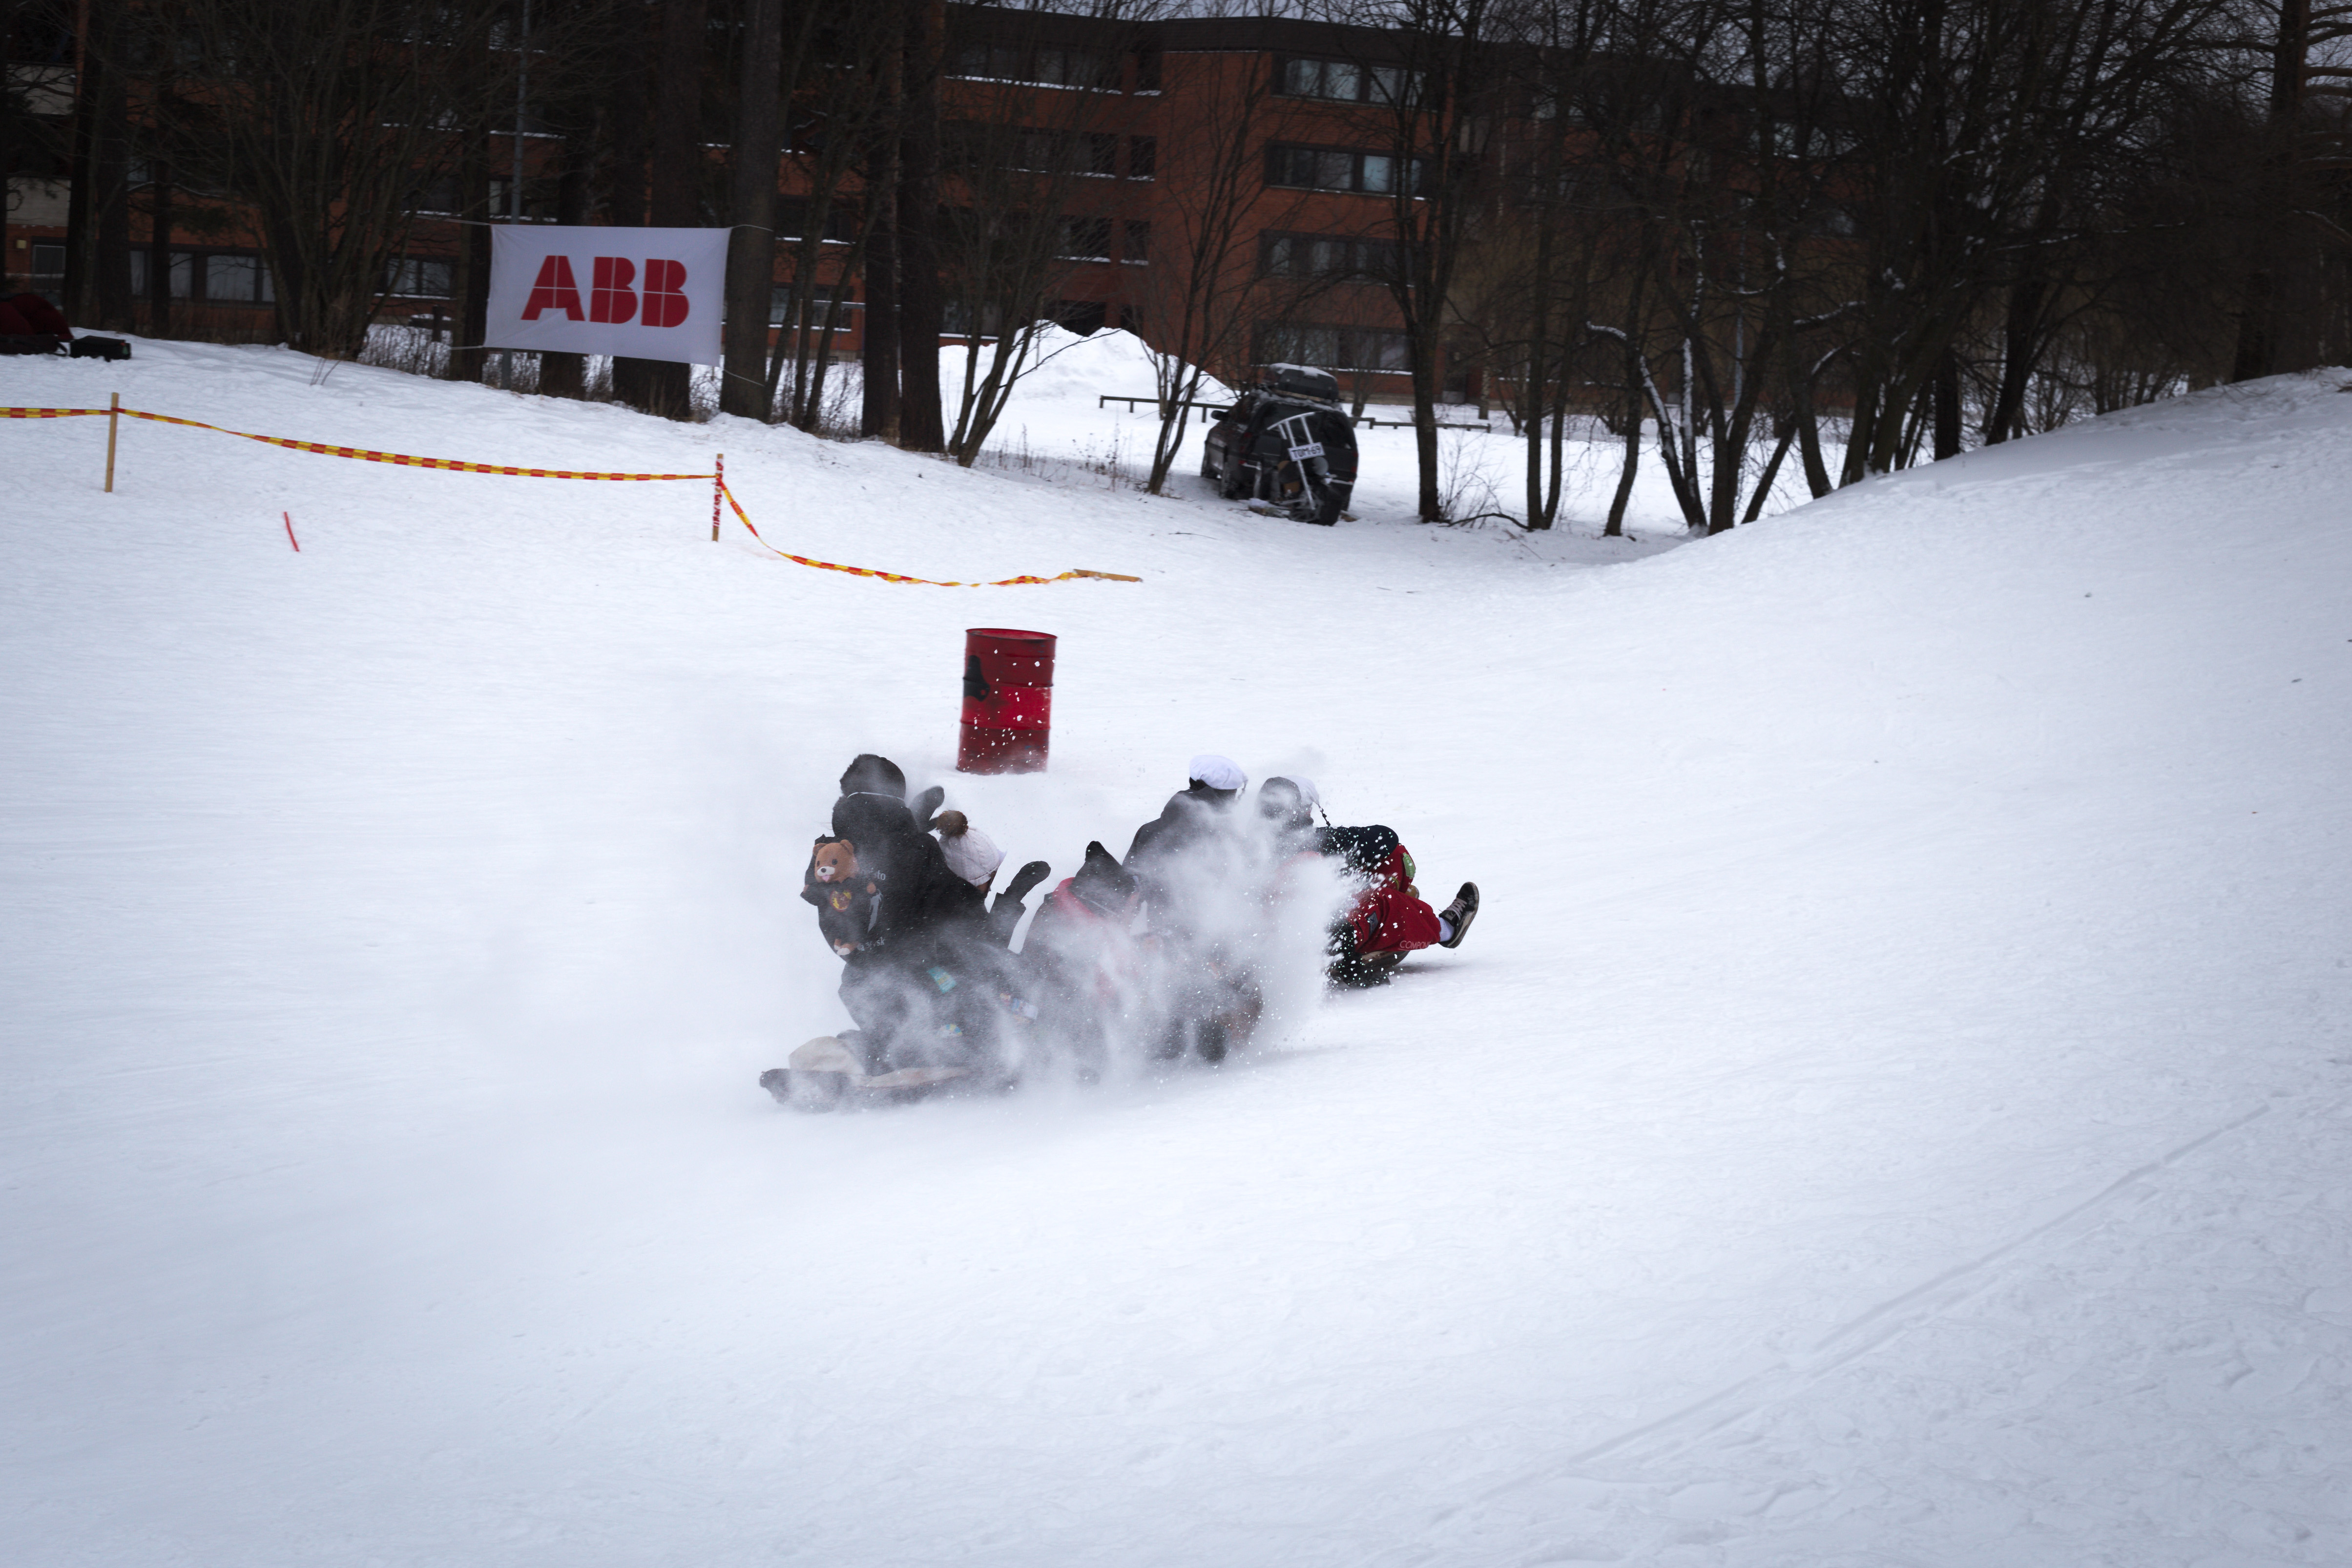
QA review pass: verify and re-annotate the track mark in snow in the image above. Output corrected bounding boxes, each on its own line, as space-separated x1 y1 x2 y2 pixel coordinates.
1516 1101 2276 1476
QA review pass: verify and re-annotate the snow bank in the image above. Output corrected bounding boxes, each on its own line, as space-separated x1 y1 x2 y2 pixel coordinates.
6 340 2352 1568
958 323 1236 406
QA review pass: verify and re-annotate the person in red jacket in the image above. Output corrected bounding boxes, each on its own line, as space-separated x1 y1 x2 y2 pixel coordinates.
1256 775 1478 986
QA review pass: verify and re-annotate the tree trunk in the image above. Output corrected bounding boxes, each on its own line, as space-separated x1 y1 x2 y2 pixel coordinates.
62 4 100 323
1411 335 1441 520
721 0 785 420
1931 344 1962 460
895 0 946 452
444 135 491 381
640 0 708 420
146 163 173 338
93 57 133 331
1984 272 2045 444
1522 211 1553 529
1741 415 1795 524
606 17 654 409
1603 358 1641 538
2231 0 2312 383
0 8 12 289
860 24 905 442
538 135 593 398
1543 357 1568 526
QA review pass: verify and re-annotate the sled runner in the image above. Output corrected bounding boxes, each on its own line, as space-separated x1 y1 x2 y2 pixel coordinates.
759 1033 973 1111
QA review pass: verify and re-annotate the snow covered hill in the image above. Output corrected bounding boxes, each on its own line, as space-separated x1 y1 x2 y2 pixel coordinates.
5 343 2351 1568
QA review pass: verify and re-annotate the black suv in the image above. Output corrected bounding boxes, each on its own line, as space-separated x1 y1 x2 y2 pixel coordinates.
1199 363 1359 526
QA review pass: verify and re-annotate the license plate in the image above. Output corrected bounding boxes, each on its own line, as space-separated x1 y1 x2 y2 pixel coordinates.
1287 442 1325 460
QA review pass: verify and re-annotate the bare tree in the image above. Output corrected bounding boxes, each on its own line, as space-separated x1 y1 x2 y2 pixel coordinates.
1311 0 1504 520
128 0 520 359
1126 5 1330 494
935 0 1154 465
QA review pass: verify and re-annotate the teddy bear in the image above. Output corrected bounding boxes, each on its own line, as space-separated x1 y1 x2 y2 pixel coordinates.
801 836 881 957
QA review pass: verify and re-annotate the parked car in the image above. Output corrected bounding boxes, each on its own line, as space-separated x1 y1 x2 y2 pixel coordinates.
1199 363 1358 526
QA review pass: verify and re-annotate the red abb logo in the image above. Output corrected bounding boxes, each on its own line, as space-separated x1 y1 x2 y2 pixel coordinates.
521 256 689 327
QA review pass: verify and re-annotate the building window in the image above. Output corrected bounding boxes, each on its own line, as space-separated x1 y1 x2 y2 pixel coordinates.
777 199 855 243
1054 300 1107 335
1265 143 1428 196
771 283 858 326
942 298 1005 337
1000 127 1068 171
952 43 1110 90
412 175 464 215
1132 49 1162 91
385 256 455 298
1057 217 1112 261
206 252 275 303
951 123 1119 176
1127 135 1156 179
1260 231 1398 279
26 243 65 304
1254 322 1413 372
1122 220 1150 265
127 250 195 299
487 177 559 222
1276 56 1420 105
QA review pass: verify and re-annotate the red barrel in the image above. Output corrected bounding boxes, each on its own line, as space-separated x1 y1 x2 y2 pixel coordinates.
957 628 1056 774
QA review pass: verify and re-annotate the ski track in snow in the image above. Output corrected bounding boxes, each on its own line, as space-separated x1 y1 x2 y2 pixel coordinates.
5 341 2352 1568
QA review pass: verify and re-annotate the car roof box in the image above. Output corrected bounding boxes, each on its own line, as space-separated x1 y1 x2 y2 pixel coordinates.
1266 363 1339 402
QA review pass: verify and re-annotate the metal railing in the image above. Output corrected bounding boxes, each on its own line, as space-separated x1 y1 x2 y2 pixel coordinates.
1097 393 1492 432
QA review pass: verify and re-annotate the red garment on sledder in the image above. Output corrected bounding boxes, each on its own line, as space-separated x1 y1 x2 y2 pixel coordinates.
1341 843 1442 956
5 293 73 342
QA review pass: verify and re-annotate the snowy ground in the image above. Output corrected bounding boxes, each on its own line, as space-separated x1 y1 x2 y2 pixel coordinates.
5 340 2352 1568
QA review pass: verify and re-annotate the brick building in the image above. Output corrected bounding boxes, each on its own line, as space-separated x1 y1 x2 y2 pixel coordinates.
5 4 1486 401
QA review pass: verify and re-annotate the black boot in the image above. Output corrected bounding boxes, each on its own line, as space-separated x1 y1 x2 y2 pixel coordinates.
1437 883 1479 948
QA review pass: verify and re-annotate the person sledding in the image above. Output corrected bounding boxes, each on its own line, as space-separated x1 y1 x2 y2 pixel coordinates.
1255 776 1478 986
1120 754 1264 1060
767 758 1062 1105
932 811 1052 949
929 809 1055 1067
1020 839 1148 1075
770 756 990 1098
1123 753 1251 913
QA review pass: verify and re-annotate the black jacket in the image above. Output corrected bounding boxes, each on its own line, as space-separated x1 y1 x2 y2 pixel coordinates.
1125 784 1237 870
827 791 962 962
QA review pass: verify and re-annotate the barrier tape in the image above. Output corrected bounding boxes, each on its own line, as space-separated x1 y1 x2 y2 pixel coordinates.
716 480 1138 586
5 402 1143 586
6 402 708 477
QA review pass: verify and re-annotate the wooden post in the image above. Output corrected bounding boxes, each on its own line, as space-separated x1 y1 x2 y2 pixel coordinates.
104 391 119 492
711 453 724 541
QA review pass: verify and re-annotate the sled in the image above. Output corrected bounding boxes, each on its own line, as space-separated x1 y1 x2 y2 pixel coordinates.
758 1034 973 1111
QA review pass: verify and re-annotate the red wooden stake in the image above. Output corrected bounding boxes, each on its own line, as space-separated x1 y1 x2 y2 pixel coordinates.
711 453 724 542
283 511 300 552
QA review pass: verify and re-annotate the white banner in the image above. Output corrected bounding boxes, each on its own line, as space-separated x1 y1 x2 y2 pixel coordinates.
483 225 728 366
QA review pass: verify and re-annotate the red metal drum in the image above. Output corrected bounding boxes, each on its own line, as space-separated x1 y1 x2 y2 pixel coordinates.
957 628 1056 774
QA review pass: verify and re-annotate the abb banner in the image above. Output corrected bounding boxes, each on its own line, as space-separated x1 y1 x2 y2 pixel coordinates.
484 225 728 366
